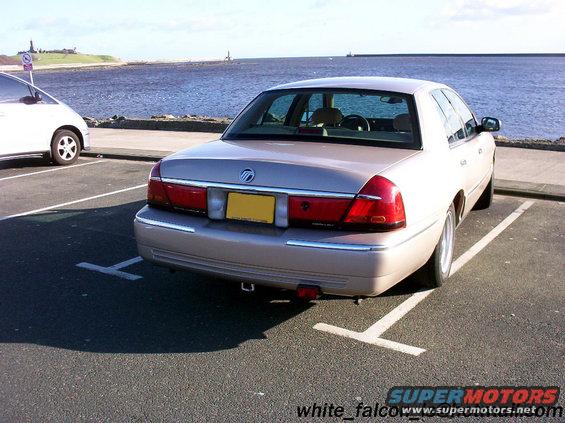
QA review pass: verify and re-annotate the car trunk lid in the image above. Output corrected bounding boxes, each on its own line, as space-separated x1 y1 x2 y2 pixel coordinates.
160 139 420 194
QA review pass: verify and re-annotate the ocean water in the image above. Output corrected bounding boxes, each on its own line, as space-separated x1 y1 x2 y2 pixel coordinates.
11 56 565 139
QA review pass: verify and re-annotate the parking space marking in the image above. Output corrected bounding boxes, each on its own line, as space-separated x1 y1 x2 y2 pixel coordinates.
0 184 147 222
77 256 143 281
76 262 142 281
314 200 535 356
0 160 105 182
110 256 143 270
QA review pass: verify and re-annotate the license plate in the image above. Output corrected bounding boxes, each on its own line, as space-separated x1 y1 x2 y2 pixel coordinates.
226 192 275 224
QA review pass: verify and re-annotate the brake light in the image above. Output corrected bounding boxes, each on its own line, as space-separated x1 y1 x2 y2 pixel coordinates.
147 161 170 207
147 161 207 214
288 196 350 227
164 183 207 214
343 175 406 231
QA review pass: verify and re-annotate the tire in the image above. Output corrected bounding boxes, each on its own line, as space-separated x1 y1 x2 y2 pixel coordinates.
415 204 456 289
51 129 80 165
473 172 494 211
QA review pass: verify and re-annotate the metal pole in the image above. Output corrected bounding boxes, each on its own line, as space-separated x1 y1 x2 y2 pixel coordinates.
29 70 34 85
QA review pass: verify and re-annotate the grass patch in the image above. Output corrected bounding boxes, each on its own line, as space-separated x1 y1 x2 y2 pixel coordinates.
9 53 121 66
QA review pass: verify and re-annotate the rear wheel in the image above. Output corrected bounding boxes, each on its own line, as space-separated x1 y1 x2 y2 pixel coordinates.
416 204 456 289
51 129 80 165
473 172 494 210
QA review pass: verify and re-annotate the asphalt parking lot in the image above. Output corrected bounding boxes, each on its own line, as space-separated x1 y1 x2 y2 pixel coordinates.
0 157 563 422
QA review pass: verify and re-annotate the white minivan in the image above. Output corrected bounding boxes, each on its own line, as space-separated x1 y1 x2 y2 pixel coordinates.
0 72 90 165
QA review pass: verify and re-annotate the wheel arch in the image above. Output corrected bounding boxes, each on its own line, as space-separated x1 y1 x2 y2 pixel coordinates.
452 190 465 226
52 126 84 150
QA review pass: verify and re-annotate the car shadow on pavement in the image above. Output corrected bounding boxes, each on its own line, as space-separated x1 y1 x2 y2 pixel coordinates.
0 200 313 354
0 157 54 170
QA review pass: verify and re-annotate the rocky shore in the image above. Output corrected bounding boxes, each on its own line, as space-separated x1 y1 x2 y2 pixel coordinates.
84 115 232 133
83 115 565 151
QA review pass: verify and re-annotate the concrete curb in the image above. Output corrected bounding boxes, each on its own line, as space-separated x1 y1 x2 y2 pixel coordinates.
83 149 565 202
493 179 565 202
83 148 166 162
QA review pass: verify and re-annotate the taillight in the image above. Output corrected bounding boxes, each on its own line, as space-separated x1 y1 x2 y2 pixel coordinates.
288 176 405 231
342 175 406 231
163 184 207 214
288 196 350 227
147 161 170 207
147 161 207 215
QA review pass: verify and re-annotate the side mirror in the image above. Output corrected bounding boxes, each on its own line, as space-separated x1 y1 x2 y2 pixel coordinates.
34 91 42 102
480 116 501 132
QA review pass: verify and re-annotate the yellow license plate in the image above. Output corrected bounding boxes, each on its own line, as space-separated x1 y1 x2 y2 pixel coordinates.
226 192 275 224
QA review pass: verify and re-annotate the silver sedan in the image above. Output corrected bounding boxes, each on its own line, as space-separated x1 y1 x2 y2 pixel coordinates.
134 77 499 298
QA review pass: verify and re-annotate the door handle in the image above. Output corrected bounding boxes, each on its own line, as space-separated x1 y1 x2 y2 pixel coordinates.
478 148 483 154
460 159 467 166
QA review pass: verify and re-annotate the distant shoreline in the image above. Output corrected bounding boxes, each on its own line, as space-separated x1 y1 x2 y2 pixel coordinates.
0 58 228 72
2 53 563 72
346 53 565 58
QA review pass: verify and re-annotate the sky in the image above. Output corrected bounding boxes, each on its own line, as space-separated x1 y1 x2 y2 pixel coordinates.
1 0 563 60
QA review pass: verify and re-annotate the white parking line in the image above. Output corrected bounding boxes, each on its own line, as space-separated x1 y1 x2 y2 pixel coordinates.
110 256 143 270
0 160 105 182
0 184 147 222
314 200 535 356
76 262 143 281
77 256 143 280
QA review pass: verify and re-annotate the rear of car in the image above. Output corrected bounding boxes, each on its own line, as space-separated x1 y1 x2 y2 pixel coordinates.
135 78 452 296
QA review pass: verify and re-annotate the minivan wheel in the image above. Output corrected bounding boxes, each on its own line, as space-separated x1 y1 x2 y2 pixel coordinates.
51 129 80 165
416 204 456 289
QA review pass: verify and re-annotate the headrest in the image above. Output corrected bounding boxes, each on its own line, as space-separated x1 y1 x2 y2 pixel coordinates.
311 107 344 126
393 114 412 132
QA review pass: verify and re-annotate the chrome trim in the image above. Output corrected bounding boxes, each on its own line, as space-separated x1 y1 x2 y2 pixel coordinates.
286 240 374 251
135 215 195 233
161 178 356 199
356 194 382 200
286 219 439 252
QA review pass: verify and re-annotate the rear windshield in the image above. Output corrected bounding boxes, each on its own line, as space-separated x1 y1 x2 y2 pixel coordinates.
223 88 420 149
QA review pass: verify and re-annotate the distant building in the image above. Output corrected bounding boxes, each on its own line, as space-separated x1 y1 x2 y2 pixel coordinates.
18 39 37 55
17 40 77 55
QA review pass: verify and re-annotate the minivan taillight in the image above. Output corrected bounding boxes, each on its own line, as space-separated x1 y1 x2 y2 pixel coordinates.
147 161 207 215
342 175 406 231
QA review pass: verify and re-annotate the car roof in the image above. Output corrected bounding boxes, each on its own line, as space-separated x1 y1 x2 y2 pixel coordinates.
269 76 445 94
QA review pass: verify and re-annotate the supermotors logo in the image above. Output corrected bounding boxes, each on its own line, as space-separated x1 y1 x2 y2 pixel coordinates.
387 386 560 407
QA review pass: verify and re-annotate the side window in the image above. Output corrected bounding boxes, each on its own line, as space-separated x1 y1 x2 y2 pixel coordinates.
442 89 476 137
261 94 295 125
431 90 465 144
0 75 33 103
431 95 455 144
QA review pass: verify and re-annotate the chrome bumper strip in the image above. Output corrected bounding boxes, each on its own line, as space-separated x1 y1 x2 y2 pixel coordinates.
286 219 439 252
160 178 356 199
286 240 376 251
135 215 196 233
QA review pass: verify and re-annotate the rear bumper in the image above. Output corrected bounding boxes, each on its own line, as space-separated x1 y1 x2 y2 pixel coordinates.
134 206 442 296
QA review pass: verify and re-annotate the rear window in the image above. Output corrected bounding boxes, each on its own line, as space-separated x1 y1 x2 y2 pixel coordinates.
223 89 420 149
